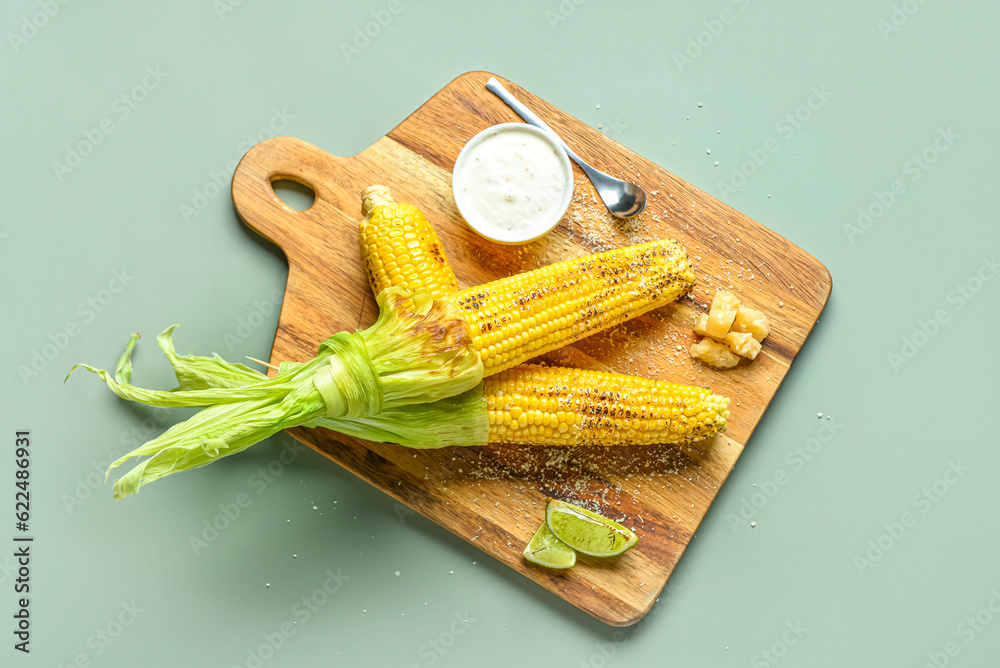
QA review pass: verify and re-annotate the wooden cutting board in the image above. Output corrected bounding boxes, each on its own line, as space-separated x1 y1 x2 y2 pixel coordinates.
230 71 831 626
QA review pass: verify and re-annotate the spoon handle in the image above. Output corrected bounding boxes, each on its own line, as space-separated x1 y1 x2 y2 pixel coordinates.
485 77 588 170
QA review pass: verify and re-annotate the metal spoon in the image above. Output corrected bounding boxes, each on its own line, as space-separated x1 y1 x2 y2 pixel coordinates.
486 77 646 219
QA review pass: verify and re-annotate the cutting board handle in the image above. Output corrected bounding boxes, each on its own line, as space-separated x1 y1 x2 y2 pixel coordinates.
230 136 359 258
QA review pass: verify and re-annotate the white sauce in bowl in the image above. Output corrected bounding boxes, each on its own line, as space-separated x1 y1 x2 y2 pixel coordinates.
453 124 573 244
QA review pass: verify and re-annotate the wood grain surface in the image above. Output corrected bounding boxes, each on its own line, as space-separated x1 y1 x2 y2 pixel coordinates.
230 71 831 626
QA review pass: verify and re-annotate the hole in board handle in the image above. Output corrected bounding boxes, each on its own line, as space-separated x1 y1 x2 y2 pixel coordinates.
271 178 316 212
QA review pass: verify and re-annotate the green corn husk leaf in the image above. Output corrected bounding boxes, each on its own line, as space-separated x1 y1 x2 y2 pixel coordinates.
158 324 265 390
317 385 489 449
355 289 483 406
70 286 485 499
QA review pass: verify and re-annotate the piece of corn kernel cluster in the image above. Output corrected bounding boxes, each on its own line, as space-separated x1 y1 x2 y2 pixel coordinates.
690 291 770 368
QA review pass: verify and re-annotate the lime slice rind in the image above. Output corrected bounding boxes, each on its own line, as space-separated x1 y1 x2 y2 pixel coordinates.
522 522 576 569
545 498 638 558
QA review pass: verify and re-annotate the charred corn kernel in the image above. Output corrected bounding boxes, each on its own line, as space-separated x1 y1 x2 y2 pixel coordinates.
359 185 460 301
445 239 696 375
484 364 729 446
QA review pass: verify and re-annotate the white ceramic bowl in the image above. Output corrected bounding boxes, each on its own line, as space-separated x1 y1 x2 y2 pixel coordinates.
452 123 574 245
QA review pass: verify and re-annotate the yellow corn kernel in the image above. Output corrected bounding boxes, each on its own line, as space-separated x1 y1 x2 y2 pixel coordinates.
359 185 460 300
483 364 729 446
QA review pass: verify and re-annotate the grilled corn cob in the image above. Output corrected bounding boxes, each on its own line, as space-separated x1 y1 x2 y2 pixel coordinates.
444 240 693 374
360 185 460 300
354 187 729 447
74 187 719 500
485 365 729 446
358 186 696 376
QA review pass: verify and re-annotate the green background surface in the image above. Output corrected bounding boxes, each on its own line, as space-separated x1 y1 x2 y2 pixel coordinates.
3 0 999 666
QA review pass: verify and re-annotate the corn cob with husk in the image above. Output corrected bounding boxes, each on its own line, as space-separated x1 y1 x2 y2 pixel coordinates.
354 186 730 448
360 186 698 375
73 187 705 498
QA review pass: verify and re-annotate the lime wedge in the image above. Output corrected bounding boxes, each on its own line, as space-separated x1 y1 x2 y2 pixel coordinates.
522 522 576 569
545 498 638 557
